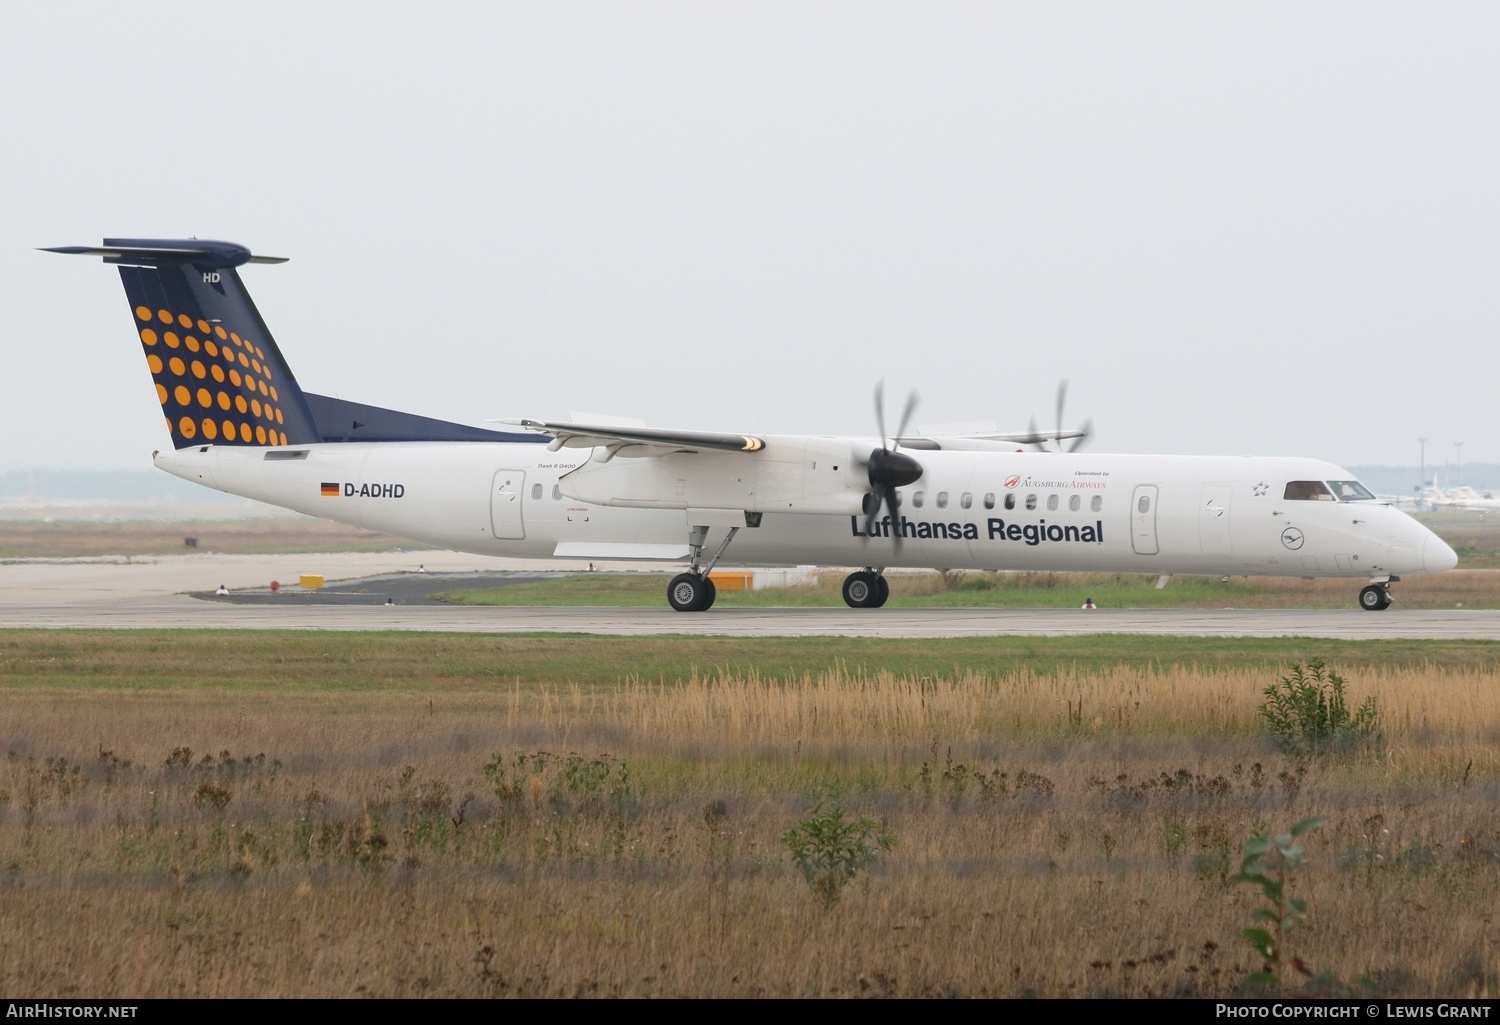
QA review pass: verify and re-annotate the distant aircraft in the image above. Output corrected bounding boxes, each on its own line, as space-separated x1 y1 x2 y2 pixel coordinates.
45 238 1457 612
1423 484 1500 512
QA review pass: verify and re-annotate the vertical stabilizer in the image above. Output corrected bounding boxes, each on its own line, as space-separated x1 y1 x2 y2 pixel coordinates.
44 239 317 448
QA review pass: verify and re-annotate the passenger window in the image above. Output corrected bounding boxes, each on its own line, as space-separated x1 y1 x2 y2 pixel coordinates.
1003 494 1015 510
983 493 995 510
936 492 948 509
552 484 562 500
1137 495 1151 514
913 491 925 508
1284 481 1335 501
961 493 973 510
1091 495 1102 513
531 483 543 500
1025 494 1037 511
1046 494 1059 511
1069 494 1080 512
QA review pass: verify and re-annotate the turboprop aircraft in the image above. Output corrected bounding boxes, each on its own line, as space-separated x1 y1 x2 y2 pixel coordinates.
45 238 1458 612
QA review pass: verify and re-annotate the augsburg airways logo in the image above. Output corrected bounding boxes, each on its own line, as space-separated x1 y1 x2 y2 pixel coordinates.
321 481 406 498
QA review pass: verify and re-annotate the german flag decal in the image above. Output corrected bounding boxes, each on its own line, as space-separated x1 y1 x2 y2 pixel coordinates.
320 482 339 497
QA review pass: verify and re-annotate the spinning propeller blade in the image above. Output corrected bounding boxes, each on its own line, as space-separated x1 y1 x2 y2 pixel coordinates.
861 381 924 551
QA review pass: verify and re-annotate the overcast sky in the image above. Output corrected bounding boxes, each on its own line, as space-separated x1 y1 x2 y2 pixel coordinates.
3 2 1495 473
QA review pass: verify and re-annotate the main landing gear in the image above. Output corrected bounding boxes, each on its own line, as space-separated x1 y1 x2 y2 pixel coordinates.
666 524 740 612
841 569 890 609
668 572 717 612
1359 578 1396 612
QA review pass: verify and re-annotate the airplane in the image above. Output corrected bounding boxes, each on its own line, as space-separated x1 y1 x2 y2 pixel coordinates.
1421 482 1500 513
44 238 1458 613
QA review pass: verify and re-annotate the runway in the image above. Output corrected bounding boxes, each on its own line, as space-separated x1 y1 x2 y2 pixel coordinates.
2 552 1497 639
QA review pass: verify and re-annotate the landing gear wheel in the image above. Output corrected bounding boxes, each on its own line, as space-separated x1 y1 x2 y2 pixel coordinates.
842 571 884 609
668 572 716 612
1358 584 1392 612
873 575 890 608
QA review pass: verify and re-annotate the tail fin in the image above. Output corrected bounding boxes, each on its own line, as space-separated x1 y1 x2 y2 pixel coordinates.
42 239 317 449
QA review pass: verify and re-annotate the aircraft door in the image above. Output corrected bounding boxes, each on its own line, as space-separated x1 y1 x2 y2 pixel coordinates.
491 470 526 540
1131 484 1160 555
1199 484 1234 555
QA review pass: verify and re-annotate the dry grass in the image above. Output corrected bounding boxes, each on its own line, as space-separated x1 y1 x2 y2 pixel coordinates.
3 660 1499 997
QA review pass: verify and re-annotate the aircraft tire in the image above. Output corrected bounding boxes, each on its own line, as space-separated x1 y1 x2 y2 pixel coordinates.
1358 584 1391 612
668 572 715 612
842 571 881 609
873 575 890 608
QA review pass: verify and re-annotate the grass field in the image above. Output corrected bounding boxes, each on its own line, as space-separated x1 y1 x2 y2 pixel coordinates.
2 631 1499 997
1421 511 1500 569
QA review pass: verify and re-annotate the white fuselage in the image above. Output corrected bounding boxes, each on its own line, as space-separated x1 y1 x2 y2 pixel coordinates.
155 439 1457 579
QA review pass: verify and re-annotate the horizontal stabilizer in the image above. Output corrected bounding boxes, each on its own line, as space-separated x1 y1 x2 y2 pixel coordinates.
41 239 286 268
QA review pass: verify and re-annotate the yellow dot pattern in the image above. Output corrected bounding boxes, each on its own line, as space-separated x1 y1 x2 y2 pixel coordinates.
143 309 289 447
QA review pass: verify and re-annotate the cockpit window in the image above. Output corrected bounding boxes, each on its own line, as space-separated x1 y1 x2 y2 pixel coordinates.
1284 480 1335 501
1326 480 1376 502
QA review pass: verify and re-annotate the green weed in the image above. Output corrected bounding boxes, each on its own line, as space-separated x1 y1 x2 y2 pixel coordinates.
1232 817 1375 995
1258 660 1382 756
781 784 894 909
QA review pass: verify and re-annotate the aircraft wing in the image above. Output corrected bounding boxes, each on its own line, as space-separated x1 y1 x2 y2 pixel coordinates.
499 418 766 455
937 429 1090 444
916 419 1087 446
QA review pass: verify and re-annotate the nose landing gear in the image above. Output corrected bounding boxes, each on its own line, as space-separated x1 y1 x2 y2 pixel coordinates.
1358 581 1393 611
842 569 890 609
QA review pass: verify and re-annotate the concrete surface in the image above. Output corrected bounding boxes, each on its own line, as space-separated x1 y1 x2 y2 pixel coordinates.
0 552 1496 638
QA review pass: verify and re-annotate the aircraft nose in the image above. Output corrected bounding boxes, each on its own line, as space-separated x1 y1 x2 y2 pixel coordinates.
1423 531 1458 573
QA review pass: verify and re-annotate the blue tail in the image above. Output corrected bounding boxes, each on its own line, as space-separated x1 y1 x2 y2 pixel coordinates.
44 239 538 448
43 239 313 449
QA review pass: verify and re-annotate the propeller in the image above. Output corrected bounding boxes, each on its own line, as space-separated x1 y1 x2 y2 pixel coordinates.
1056 378 1093 452
860 380 924 551
1022 379 1093 452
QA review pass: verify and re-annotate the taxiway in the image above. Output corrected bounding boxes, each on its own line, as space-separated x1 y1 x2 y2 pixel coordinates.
0 552 1495 639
